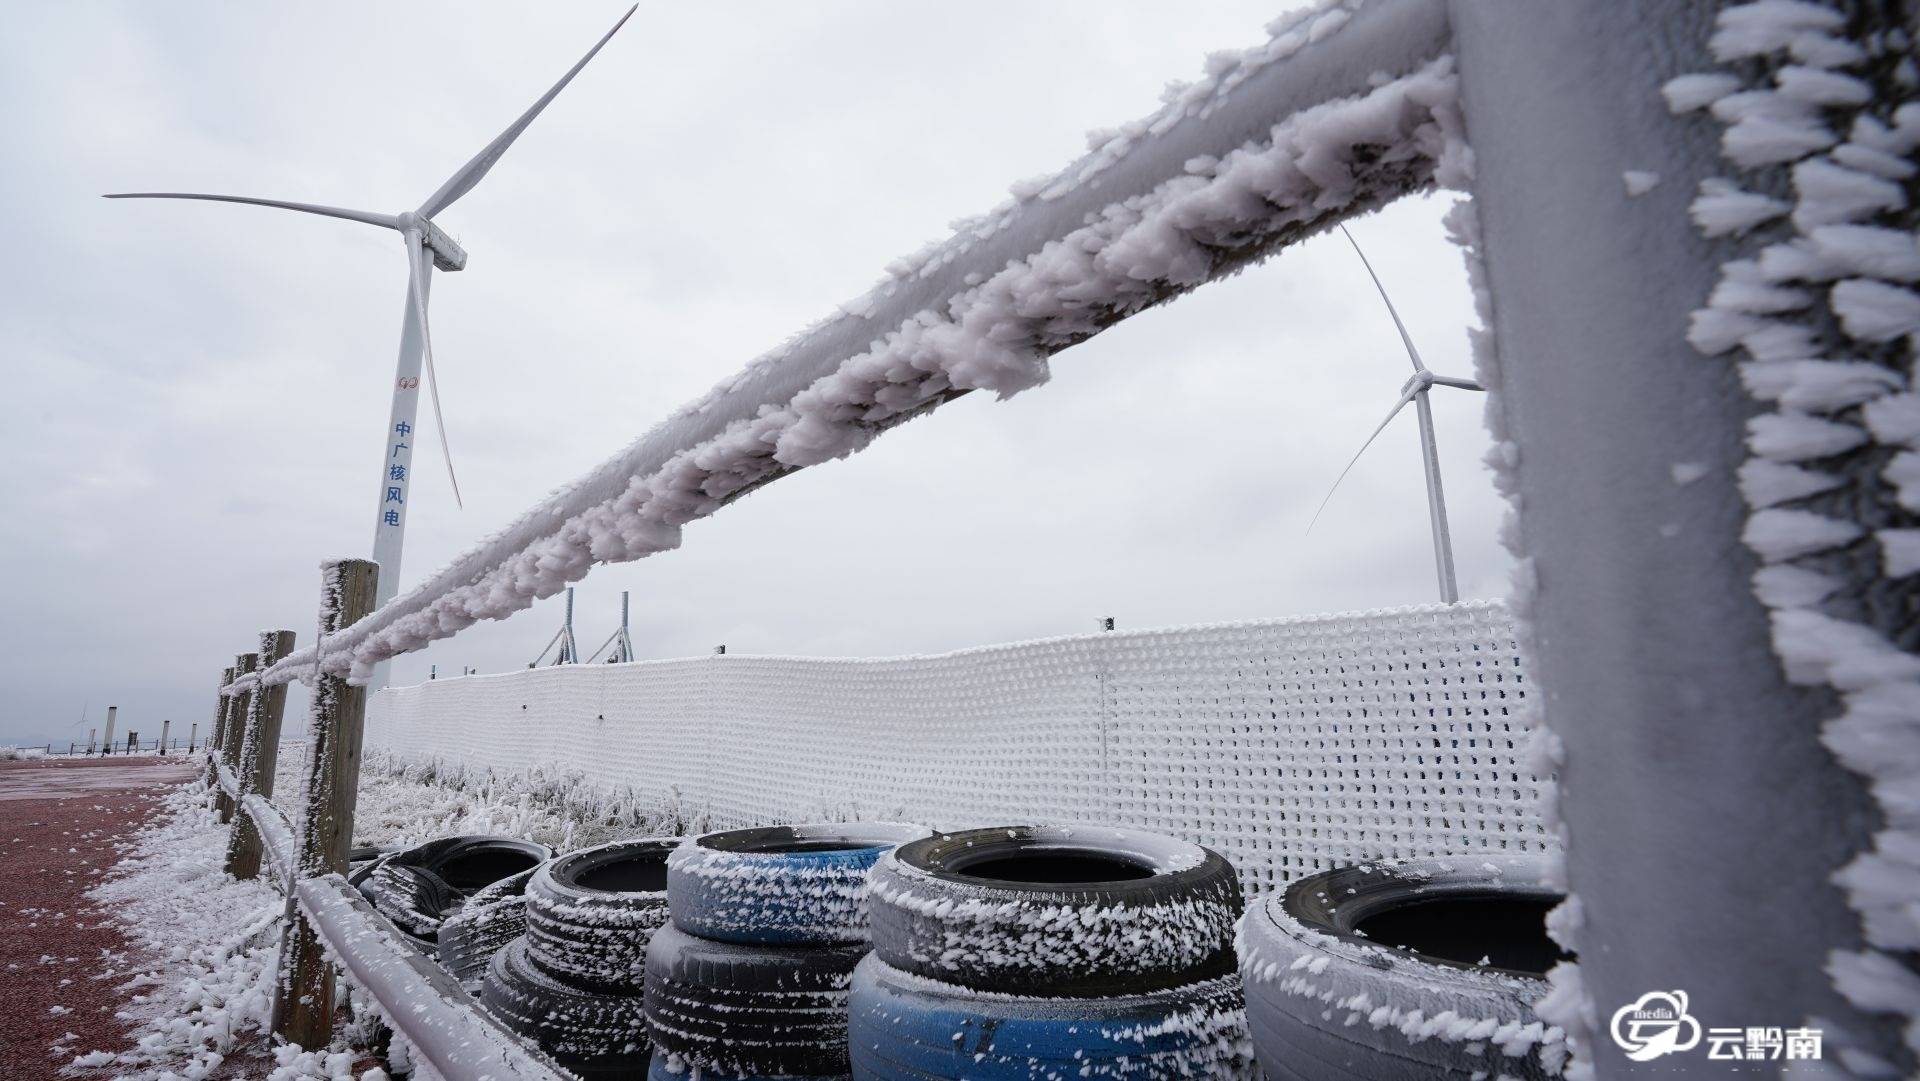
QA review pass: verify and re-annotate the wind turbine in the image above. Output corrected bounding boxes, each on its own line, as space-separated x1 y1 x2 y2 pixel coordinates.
1307 225 1485 603
105 5 638 640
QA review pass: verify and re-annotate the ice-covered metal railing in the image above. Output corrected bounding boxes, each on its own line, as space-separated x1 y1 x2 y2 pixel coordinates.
231 773 571 1080
367 602 1549 896
233 0 1459 694
295 876 570 1081
216 760 240 800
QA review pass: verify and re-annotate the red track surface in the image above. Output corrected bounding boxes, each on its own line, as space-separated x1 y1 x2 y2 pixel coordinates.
0 756 195 1079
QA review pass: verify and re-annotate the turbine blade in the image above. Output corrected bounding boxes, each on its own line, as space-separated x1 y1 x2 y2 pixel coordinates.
1305 386 1419 535
415 4 638 219
405 231 464 509
102 192 399 230
1428 374 1486 392
1340 224 1427 373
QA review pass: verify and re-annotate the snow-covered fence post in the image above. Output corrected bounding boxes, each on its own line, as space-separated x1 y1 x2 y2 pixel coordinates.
217 652 257 824
102 705 117 755
1448 0 1911 1071
276 558 378 1048
226 628 297 880
203 668 232 786
159 719 170 757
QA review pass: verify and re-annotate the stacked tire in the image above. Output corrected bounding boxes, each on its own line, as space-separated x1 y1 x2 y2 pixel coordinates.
646 822 931 1080
357 835 552 949
1238 855 1568 1080
852 825 1257 1079
482 837 678 1078
436 864 540 991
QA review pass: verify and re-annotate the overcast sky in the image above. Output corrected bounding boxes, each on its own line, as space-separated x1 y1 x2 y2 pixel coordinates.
0 1 1508 747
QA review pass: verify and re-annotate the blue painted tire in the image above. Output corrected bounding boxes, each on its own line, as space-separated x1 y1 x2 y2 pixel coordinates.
668 822 930 946
647 1049 848 1080
847 955 1255 1079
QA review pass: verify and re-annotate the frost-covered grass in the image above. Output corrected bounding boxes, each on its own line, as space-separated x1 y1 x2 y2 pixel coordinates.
354 749 687 852
75 747 644 1080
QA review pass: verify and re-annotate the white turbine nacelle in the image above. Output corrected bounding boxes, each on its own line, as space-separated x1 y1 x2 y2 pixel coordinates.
422 219 468 273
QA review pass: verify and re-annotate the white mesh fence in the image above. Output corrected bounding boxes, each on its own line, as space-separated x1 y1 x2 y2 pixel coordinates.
365 600 1549 895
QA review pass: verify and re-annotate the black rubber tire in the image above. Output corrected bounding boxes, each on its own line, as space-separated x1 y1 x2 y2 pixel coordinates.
437 864 542 990
481 935 652 1075
359 861 459 942
848 954 1256 1079
1238 855 1568 1080
866 825 1243 997
392 834 553 892
526 837 676 994
667 821 930 947
642 922 865 1078
361 835 552 943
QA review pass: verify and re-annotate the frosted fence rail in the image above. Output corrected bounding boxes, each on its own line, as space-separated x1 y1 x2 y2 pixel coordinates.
366 601 1549 894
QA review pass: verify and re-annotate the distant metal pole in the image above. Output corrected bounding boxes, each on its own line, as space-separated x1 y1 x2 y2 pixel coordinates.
714 644 726 655
430 665 436 680
1100 617 1115 631
616 591 633 663
160 719 171 757
560 588 577 664
87 728 95 755
102 706 118 756
189 722 198 754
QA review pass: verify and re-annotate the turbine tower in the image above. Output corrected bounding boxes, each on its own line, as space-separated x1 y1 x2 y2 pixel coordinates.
1308 225 1485 603
106 6 637 681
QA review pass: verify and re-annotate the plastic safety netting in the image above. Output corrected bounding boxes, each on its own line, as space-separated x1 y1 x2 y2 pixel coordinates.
366 601 1549 894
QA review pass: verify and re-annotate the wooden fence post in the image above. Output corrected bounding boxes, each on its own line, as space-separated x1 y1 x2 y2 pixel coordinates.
226 629 297 880
204 669 232 785
276 558 378 1048
217 653 258 824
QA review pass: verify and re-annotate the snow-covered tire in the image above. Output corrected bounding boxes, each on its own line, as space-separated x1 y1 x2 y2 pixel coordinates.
668 822 931 946
360 835 552 942
436 864 542 989
480 935 652 1075
643 922 865 1078
1238 855 1569 1080
525 837 676 994
393 834 552 893
360 861 459 941
848 953 1254 1079
866 825 1242 997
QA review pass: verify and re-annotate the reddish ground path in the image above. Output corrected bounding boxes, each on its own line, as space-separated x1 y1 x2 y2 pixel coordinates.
0 755 195 1078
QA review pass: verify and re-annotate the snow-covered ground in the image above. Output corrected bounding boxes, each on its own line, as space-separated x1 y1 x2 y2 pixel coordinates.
71 748 638 1080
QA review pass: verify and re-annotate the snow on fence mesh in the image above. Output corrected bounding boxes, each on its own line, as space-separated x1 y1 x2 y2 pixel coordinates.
366 600 1549 895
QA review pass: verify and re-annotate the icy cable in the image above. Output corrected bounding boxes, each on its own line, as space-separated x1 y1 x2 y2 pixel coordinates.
1669 0 1920 1072
364 604 1549 898
229 0 1460 694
